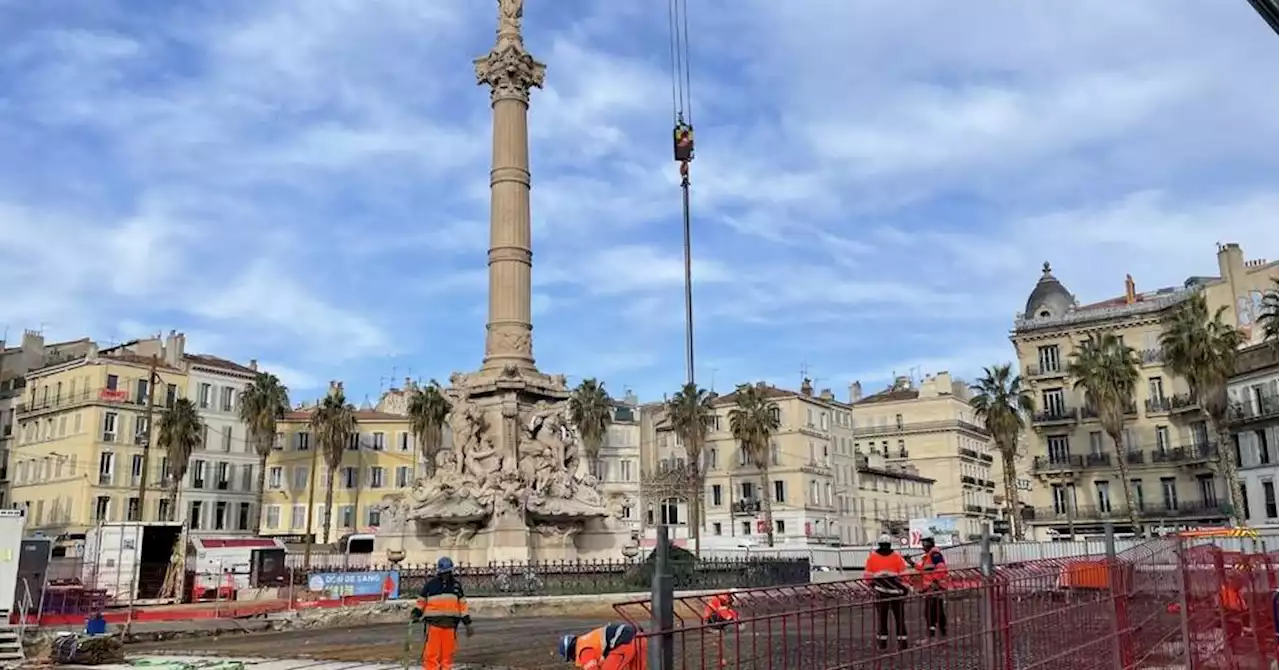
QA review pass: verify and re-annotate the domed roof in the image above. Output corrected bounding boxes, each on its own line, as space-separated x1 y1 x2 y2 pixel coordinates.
1024 262 1075 319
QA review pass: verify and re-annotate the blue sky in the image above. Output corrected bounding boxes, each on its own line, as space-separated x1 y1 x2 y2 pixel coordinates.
1 0 1276 405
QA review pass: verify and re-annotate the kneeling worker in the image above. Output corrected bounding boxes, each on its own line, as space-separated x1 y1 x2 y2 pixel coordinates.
559 622 646 670
703 592 739 628
410 557 474 670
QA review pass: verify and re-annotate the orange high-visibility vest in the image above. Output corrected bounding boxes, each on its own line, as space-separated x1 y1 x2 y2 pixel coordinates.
916 548 950 589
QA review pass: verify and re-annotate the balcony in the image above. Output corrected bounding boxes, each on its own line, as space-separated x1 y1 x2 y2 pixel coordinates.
961 475 977 485
959 447 979 459
963 504 983 514
1085 452 1112 468
1024 500 1229 523
1169 393 1200 414
1150 442 1217 465
1032 408 1078 426
1145 397 1172 415
1079 401 1138 421
1227 395 1279 427
1125 450 1145 466
980 479 996 488
979 452 993 463
1025 364 1067 380
17 386 157 418
1137 348 1164 367
852 419 990 438
732 499 762 516
1032 454 1084 473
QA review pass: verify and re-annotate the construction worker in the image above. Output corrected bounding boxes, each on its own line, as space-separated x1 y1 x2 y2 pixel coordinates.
410 556 474 670
558 622 646 670
914 536 949 638
702 592 739 629
864 534 911 651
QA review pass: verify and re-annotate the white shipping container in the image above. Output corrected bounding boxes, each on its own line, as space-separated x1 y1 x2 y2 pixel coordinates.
0 509 26 614
83 522 185 606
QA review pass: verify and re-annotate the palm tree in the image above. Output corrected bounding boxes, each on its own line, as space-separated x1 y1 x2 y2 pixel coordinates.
1258 279 1278 343
310 387 357 545
664 382 716 555
1160 292 1248 525
1066 333 1142 532
969 364 1034 540
407 381 451 479
728 383 781 547
238 372 290 533
570 378 613 474
157 397 204 521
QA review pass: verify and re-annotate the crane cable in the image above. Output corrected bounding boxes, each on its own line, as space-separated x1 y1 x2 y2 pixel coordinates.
669 0 694 175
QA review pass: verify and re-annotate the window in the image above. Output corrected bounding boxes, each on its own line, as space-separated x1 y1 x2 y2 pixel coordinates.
1191 421 1209 447
242 464 254 491
894 413 904 430
741 521 751 536
1130 479 1145 512
237 502 251 530
216 462 230 490
369 466 386 489
1037 345 1061 373
741 482 755 501
713 522 722 536
1047 435 1071 463
189 500 204 530
1051 484 1074 514
396 466 411 488
290 504 306 530
773 480 785 503
134 416 150 445
1256 429 1272 465
269 466 283 489
158 498 172 522
346 433 360 451
342 467 357 489
1089 431 1104 455
1042 388 1066 415
621 459 633 481
106 375 119 391
711 484 722 506
93 496 111 521
98 452 115 486
135 378 150 405
292 466 308 490
1197 475 1217 506
1095 481 1112 513
220 387 233 412
660 498 681 525
191 460 206 488
1263 480 1277 520
198 383 212 408
1240 482 1251 520
130 454 144 484
398 432 410 451
1148 377 1164 401
223 427 233 452
214 501 228 530
775 519 786 535
102 412 118 442
372 432 386 451
1160 477 1178 511
126 497 140 522
296 432 310 450
368 506 381 527
165 384 177 408
1155 426 1170 453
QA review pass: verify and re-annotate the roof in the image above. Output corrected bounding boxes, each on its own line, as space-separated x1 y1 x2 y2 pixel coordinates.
282 409 408 422
102 352 184 374
185 353 258 376
712 383 798 406
853 388 920 405
1023 262 1075 317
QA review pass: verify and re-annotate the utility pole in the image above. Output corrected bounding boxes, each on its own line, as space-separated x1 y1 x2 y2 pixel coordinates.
136 354 160 522
303 435 320 569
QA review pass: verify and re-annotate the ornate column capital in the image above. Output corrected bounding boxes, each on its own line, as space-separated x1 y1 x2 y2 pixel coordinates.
474 45 546 103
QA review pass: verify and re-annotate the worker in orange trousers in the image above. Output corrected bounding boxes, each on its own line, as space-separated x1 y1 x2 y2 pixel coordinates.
410 557 474 670
559 622 647 670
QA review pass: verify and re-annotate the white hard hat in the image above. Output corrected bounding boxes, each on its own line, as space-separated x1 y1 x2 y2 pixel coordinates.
878 534 892 544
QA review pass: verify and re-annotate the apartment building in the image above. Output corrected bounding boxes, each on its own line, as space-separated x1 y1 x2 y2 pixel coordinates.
640 380 862 548
0 331 95 508
596 394 642 537
7 341 188 533
182 349 263 535
852 450 935 543
260 397 415 543
850 372 997 541
1013 243 1277 539
1227 343 1278 527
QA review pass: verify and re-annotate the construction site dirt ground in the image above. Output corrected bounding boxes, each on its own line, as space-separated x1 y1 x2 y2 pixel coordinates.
127 617 612 669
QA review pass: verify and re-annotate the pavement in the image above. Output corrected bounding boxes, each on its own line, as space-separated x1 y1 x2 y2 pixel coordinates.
127 618 608 670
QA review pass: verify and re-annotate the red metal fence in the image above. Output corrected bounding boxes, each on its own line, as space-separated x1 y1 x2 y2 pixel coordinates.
615 536 1278 669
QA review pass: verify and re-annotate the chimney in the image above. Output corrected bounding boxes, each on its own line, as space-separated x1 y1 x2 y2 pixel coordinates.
819 388 834 402
1217 242 1244 280
404 376 413 390
1124 274 1136 305
249 359 258 371
849 381 863 403
800 378 813 396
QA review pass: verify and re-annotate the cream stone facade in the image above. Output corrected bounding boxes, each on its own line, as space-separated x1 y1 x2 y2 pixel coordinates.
639 380 914 548
850 372 997 541
597 395 642 537
852 450 935 543
1225 343 1278 527
1013 242 1278 539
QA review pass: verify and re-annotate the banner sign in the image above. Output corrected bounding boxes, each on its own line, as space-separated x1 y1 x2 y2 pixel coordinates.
307 570 400 599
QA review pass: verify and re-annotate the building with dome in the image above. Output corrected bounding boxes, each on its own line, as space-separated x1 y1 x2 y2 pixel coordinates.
1011 242 1277 540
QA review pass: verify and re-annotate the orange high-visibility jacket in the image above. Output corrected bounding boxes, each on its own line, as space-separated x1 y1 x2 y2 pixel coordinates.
915 548 949 590
703 594 737 622
574 623 641 670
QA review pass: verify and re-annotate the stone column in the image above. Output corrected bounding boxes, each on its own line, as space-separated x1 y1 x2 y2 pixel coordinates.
474 1 545 374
